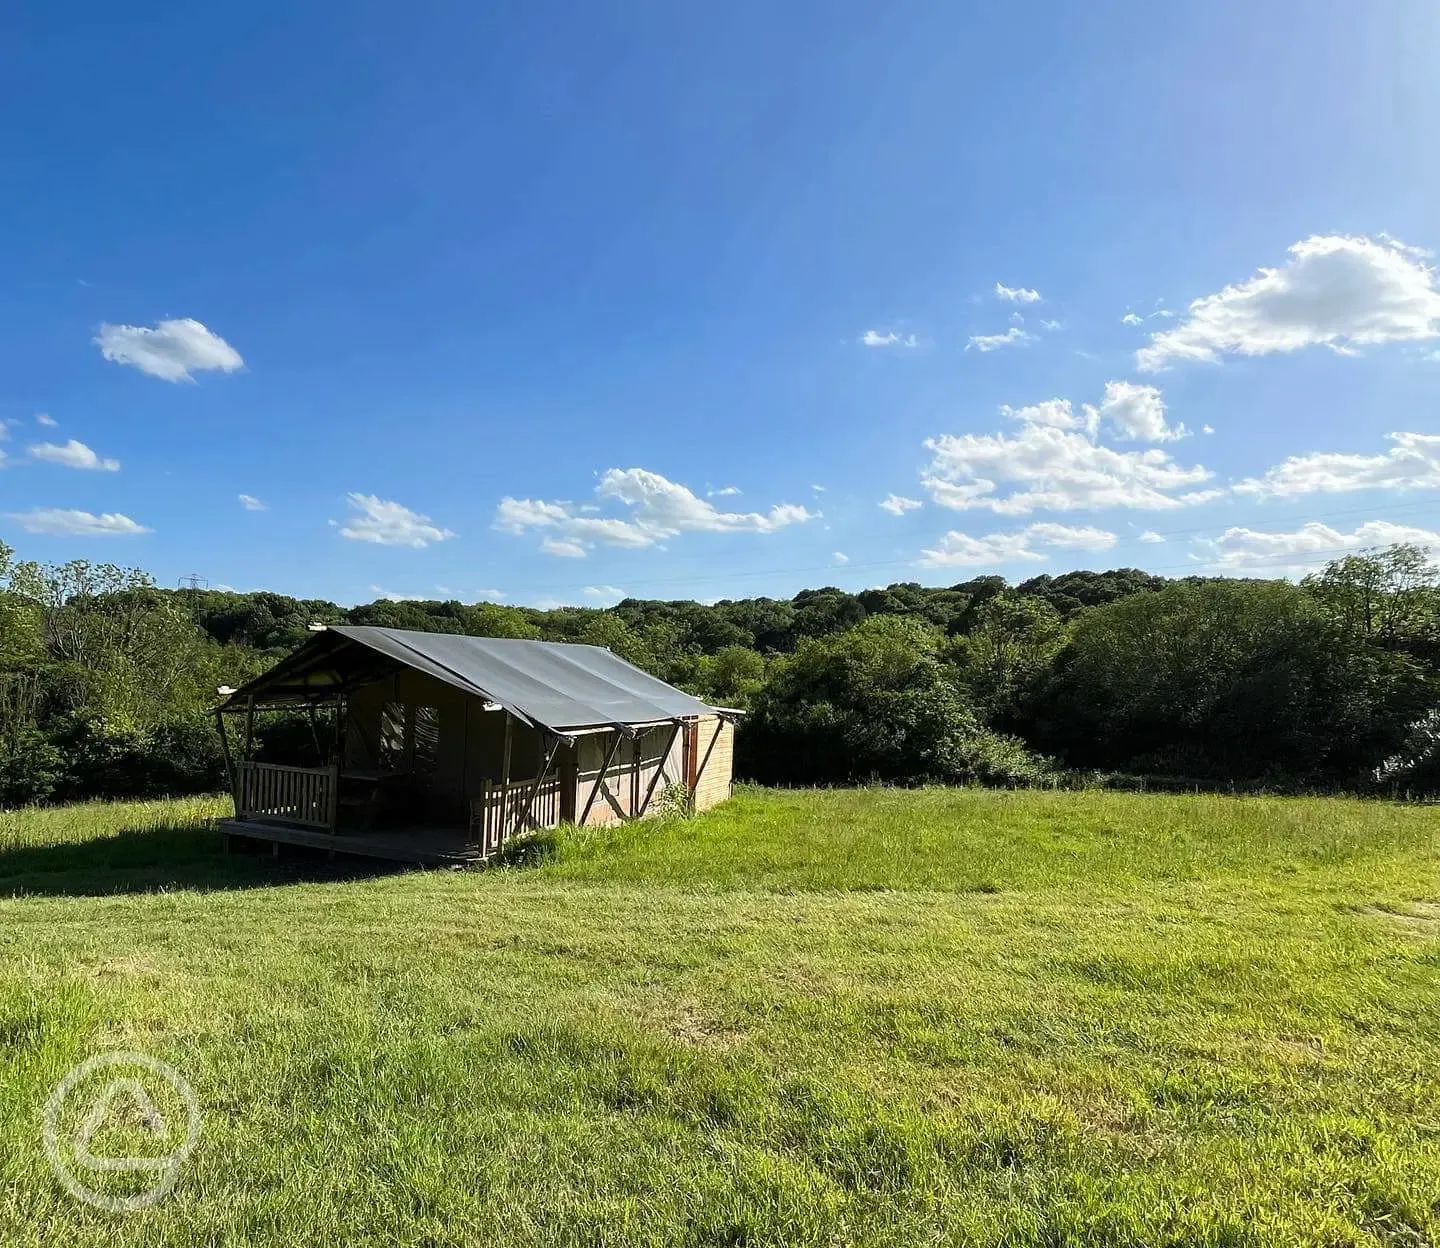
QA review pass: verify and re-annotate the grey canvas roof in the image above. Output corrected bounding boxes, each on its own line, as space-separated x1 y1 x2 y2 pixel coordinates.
221 625 721 733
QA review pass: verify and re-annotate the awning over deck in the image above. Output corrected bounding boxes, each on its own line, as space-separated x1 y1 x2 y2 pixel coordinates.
218 626 723 733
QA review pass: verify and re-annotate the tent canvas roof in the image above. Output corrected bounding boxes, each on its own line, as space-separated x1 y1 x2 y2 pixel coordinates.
221 625 722 733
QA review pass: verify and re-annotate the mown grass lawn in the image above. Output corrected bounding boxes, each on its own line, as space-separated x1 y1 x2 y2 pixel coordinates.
0 786 1437 1246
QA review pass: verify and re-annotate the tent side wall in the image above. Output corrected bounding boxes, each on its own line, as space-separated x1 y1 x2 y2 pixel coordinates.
345 668 549 822
343 670 733 828
574 724 687 826
572 714 732 825
689 716 734 813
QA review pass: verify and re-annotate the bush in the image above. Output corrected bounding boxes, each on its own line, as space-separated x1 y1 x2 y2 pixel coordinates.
740 617 1052 786
0 730 65 806
953 729 1055 787
25 714 227 806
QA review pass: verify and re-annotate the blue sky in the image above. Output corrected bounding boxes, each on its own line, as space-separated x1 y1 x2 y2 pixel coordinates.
3 1 1440 607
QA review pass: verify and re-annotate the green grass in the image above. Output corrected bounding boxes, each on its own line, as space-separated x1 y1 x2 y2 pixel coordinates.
0 786 1437 1246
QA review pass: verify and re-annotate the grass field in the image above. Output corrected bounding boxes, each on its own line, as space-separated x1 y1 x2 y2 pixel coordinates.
0 786 1437 1246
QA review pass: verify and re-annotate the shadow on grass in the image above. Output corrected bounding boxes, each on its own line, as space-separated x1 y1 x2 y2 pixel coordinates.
0 820 409 898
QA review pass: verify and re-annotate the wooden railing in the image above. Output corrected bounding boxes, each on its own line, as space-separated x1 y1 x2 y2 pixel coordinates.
237 762 339 830
470 773 563 857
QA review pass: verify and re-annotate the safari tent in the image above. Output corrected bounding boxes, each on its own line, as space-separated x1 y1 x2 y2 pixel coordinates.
213 625 737 864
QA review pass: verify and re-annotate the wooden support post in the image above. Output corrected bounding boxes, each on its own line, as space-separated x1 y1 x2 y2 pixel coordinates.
243 696 256 762
630 731 641 817
559 737 577 823
500 712 514 837
578 730 624 826
334 695 347 764
306 702 323 760
214 710 239 808
635 721 682 819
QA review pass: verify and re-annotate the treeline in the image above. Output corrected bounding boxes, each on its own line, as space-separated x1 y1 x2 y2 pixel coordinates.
1 540 1438 806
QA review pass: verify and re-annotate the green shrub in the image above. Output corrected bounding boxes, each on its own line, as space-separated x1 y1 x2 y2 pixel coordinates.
741 617 1052 786
0 730 65 806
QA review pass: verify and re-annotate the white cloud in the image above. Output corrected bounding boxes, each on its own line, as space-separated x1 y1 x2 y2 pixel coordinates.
1139 530 1165 543
1234 432 1440 499
1138 234 1440 371
370 585 425 602
28 439 119 471
920 522 1116 568
475 588 506 601
1000 398 1086 432
1091 381 1187 442
811 484 826 494
1024 522 1118 551
1203 519 1440 574
238 493 267 511
995 283 1041 304
35 413 56 427
7 508 150 536
832 552 849 565
1121 312 1144 326
95 318 244 382
495 497 571 531
498 467 817 557
1039 319 1064 332
967 327 1035 352
1203 424 1215 434
879 494 923 516
583 585 626 601
921 386 1214 514
708 485 741 497
860 329 919 348
338 494 456 548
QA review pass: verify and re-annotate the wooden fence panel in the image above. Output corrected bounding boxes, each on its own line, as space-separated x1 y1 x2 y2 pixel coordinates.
471 772 564 858
237 762 338 830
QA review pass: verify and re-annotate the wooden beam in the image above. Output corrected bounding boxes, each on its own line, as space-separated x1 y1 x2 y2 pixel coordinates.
510 738 561 837
635 721 682 819
578 730 624 826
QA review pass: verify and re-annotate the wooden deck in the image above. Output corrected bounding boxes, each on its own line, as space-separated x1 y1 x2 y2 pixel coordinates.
218 818 481 867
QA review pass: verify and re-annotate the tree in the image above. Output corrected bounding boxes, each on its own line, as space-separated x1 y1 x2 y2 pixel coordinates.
1036 576 1438 783
948 593 1068 726
9 559 226 729
692 645 766 709
1304 544 1440 658
790 588 867 639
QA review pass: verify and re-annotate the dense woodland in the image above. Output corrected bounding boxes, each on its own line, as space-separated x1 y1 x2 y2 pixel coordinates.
1 537 1439 807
